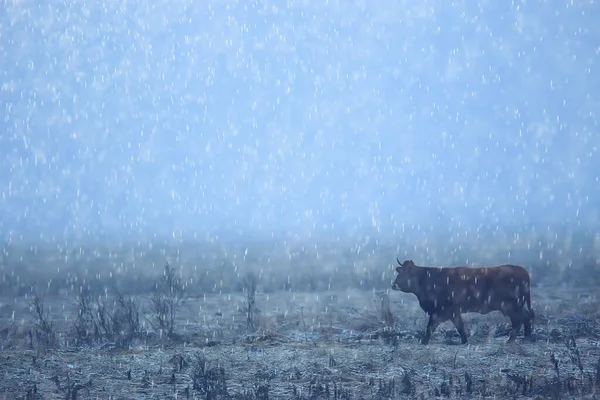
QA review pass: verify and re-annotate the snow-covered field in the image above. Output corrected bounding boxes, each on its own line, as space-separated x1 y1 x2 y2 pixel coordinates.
1 247 599 399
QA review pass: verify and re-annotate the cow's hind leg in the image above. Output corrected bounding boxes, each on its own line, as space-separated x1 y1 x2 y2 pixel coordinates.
507 314 523 342
451 313 468 344
523 308 535 340
422 315 440 345
523 319 532 338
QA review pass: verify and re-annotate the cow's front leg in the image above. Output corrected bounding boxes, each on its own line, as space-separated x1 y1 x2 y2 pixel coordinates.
451 313 468 344
422 315 440 345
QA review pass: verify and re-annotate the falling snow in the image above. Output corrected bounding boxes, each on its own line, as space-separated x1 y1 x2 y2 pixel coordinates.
0 0 597 244
1 0 600 398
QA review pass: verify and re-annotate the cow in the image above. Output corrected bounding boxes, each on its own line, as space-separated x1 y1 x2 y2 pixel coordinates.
392 259 534 345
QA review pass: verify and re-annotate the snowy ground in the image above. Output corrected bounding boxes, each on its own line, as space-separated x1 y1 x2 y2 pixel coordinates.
1 265 600 399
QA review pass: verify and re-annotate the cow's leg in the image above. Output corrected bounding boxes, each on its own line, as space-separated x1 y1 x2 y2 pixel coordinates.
507 314 522 342
523 308 534 339
422 315 440 345
523 319 532 338
451 313 468 344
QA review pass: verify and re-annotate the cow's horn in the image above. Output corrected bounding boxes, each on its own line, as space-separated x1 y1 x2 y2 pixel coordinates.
396 258 402 266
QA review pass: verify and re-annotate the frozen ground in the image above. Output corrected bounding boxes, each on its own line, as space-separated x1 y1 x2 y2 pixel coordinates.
1 242 600 399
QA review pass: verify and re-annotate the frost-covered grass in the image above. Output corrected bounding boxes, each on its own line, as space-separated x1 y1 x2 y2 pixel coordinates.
1 272 600 399
1 238 600 398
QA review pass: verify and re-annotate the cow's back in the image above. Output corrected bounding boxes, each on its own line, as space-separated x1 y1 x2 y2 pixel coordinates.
430 265 531 314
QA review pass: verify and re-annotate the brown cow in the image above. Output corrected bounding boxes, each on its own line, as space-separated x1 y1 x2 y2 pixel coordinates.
392 259 534 345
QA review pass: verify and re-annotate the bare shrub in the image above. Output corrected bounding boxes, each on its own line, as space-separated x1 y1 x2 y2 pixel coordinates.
73 290 98 345
191 353 228 399
378 292 395 327
96 299 115 341
150 263 187 337
359 292 396 332
73 289 141 347
377 378 396 398
28 291 56 347
243 272 258 333
114 292 141 344
565 336 584 379
401 370 414 395
503 370 533 397
0 322 19 350
50 372 92 400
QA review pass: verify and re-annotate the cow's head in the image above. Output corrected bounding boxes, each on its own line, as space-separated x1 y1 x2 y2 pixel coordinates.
392 258 419 293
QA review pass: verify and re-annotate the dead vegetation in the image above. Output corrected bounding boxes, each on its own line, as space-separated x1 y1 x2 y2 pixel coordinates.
243 272 259 333
1 241 600 398
191 353 229 398
1 281 599 399
73 288 141 348
28 291 57 348
150 262 188 338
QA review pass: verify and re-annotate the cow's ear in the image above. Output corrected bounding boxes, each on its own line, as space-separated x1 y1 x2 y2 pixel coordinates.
396 266 402 273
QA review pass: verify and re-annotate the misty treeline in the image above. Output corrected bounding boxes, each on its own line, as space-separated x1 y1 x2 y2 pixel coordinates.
1 229 599 301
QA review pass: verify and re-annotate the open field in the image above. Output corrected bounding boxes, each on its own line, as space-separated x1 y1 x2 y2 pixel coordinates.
1 238 600 399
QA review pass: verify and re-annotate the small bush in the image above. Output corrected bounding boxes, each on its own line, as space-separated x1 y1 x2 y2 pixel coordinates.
150 263 187 337
73 289 140 347
244 272 258 333
377 292 395 327
191 353 228 399
28 291 56 348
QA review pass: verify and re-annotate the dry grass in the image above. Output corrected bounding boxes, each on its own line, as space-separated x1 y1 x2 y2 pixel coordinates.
1 280 600 399
1 238 600 398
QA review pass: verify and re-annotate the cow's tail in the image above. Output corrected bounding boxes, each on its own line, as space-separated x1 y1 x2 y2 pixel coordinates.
525 279 534 321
